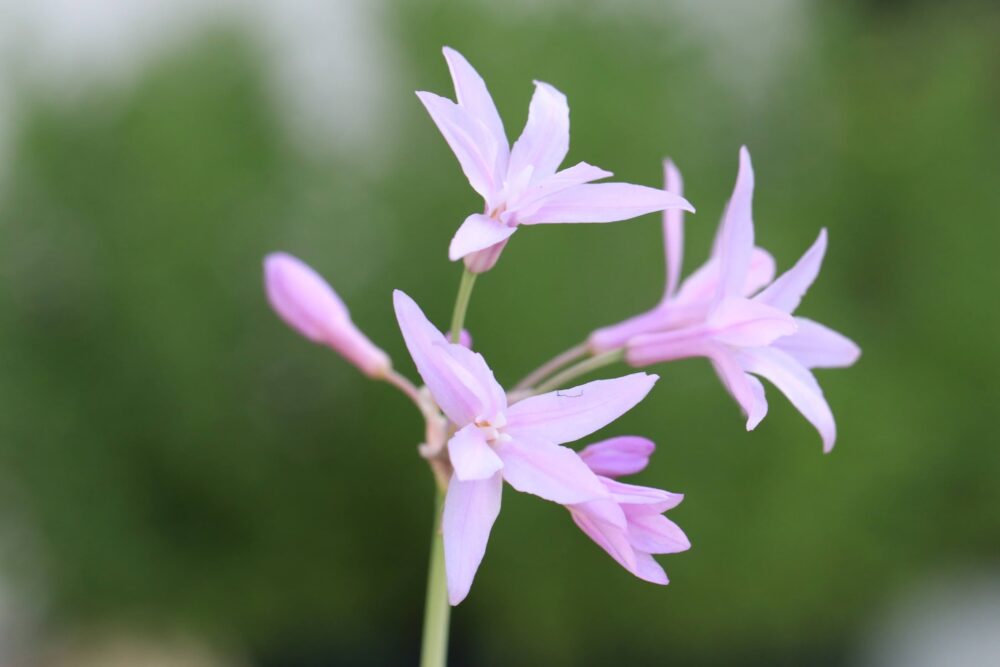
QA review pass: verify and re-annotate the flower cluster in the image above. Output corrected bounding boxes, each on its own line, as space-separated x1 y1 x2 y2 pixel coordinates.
263 48 858 607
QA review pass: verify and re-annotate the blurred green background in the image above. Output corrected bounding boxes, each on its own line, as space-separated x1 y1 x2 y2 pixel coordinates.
0 0 998 665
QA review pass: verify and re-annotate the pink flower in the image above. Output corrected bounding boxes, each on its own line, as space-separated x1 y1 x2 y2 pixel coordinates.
264 252 391 378
417 47 694 273
596 148 860 451
393 290 658 604
570 437 690 584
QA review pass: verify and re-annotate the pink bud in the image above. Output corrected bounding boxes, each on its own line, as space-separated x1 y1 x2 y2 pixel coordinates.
448 329 473 349
264 253 390 377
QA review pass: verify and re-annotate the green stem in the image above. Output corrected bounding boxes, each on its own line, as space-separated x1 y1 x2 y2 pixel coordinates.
449 269 477 344
532 349 625 395
419 486 450 667
419 268 479 667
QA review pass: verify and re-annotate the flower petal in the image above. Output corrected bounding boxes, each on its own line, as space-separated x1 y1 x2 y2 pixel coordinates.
707 346 769 430
579 436 655 478
707 297 798 347
756 228 828 314
626 513 691 555
442 47 508 173
632 552 669 585
442 472 503 605
673 247 776 309
737 347 837 452
588 304 672 353
506 373 659 445
775 317 861 369
416 91 499 202
393 290 483 425
448 424 504 481
602 478 684 513
570 501 637 572
625 329 716 367
495 435 609 504
715 146 756 300
507 81 569 184
508 161 613 218
449 213 517 261
663 159 685 300
519 183 694 225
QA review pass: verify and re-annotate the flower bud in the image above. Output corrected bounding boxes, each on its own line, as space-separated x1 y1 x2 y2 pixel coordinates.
264 252 391 377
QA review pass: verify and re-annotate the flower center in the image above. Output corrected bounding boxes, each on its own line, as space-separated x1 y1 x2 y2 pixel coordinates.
474 413 508 443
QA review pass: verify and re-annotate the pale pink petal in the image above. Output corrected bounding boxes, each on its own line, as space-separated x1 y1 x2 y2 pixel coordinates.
570 501 637 572
588 304 672 352
715 146 756 299
756 229 828 314
625 329 716 367
745 374 768 429
416 91 499 201
625 513 691 555
507 81 569 184
737 347 837 452
506 373 659 445
663 159 685 300
494 435 609 504
448 213 517 261
707 297 798 347
707 346 768 430
441 47 508 173
448 424 504 481
775 317 861 369
602 478 684 513
442 344 507 417
672 247 776 309
463 238 510 274
632 552 669 585
579 436 655 478
264 253 389 377
508 161 613 218
519 183 694 225
442 472 503 605
393 290 483 425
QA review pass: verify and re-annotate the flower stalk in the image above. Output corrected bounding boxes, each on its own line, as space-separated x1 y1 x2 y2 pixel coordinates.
532 348 624 395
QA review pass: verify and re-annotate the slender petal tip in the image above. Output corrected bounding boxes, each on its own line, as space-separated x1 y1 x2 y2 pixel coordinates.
264 253 390 377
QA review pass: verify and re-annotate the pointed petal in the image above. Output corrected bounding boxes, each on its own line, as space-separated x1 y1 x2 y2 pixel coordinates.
707 346 769 430
775 317 861 369
507 81 569 184
495 435 609 504
625 329 716 367
519 183 694 225
508 161 612 217
632 552 670 585
707 297 798 347
448 424 504 481
626 513 691 555
441 344 507 417
442 472 503 605
416 91 499 201
715 146 756 299
673 247 776 309
449 213 517 261
506 373 659 445
756 229 828 314
663 159 685 300
737 347 837 452
570 502 637 572
393 290 483 425
588 304 672 353
602 478 684 512
442 47 508 172
579 436 655 478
